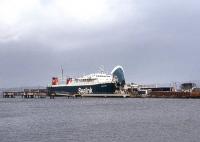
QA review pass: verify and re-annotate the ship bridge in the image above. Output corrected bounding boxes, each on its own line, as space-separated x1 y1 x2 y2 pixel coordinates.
111 66 125 86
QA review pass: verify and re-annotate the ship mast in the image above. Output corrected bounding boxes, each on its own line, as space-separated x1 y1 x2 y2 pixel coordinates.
61 65 64 81
99 65 105 74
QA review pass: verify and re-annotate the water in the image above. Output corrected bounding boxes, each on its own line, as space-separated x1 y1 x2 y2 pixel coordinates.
0 97 200 142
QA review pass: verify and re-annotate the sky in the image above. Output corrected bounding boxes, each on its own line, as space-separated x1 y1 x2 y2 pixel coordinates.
0 0 200 88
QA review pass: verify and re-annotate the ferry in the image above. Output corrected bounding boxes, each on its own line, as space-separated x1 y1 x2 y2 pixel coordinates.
47 66 125 95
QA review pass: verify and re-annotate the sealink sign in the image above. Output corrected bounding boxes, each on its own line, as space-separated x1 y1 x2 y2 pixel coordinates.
78 88 93 94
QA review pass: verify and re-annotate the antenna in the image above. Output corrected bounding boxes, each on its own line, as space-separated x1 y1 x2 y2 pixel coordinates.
99 65 104 73
61 65 64 80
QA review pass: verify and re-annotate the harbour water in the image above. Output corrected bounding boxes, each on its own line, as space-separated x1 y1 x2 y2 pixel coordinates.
0 97 200 142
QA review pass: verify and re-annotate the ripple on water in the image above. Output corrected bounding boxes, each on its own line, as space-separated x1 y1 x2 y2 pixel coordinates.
0 98 200 142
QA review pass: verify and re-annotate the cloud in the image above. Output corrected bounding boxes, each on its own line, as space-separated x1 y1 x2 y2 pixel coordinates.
0 0 200 88
0 0 134 44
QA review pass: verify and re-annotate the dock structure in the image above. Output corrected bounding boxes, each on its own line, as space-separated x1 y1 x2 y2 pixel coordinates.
148 91 200 98
3 91 24 98
2 87 200 99
23 89 47 98
2 89 48 98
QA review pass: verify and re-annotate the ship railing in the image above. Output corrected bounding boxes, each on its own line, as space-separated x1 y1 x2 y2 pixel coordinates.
49 80 112 86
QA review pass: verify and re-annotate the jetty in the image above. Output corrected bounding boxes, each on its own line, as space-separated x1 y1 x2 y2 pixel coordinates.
3 91 23 98
2 89 47 98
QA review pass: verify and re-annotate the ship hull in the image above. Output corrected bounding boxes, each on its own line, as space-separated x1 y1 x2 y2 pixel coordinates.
47 83 117 95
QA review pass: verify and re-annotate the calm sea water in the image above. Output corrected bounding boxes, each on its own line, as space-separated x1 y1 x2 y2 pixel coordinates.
0 97 200 142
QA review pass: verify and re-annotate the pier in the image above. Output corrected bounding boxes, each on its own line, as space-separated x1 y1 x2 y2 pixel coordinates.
2 89 81 99
23 89 47 98
3 91 23 98
2 89 48 98
2 88 200 99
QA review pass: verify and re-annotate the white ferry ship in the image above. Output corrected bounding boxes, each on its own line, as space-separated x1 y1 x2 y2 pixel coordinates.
47 66 125 95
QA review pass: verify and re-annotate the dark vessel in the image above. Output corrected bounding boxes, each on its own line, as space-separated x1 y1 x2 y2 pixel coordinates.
47 66 125 95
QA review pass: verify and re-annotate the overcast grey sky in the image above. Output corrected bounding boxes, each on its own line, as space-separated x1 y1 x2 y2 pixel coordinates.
0 0 200 88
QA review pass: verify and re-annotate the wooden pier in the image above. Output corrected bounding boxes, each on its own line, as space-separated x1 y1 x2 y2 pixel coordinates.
23 89 47 98
3 91 24 98
2 89 48 98
2 89 80 99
